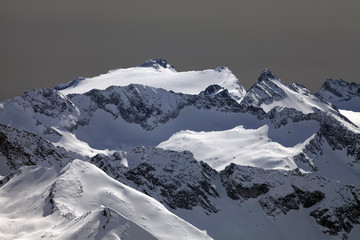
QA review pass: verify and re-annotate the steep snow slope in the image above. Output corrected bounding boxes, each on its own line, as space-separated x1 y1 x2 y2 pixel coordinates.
58 58 246 102
0 123 81 177
241 69 338 114
317 79 360 127
0 88 83 143
317 79 360 111
339 109 360 127
0 160 212 240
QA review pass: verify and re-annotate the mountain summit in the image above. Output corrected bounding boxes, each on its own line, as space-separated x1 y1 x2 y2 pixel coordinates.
0 60 359 240
257 68 279 82
240 69 339 115
138 58 176 71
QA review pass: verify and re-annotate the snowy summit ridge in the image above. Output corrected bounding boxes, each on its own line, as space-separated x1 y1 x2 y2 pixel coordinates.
55 57 246 102
0 59 360 240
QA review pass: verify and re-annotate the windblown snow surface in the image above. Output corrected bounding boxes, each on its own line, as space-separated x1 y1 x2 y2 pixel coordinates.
0 160 211 240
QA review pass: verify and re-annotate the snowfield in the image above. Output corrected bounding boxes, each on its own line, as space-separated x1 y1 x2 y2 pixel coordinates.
158 121 319 171
0 161 212 240
59 65 245 103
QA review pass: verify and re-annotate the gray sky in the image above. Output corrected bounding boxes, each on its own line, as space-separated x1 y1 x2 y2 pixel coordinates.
1 0 359 101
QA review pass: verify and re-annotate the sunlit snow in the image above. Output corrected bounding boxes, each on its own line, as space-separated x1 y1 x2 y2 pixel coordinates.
158 122 318 171
59 67 245 102
339 109 360 127
0 161 212 240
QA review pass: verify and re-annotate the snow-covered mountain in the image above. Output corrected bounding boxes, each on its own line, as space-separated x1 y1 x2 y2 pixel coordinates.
56 58 246 102
317 78 360 127
241 69 339 114
317 78 360 112
0 58 359 239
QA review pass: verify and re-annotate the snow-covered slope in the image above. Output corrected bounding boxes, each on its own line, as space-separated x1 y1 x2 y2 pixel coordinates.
339 109 360 127
241 69 338 114
0 160 212 240
317 79 360 111
317 79 360 127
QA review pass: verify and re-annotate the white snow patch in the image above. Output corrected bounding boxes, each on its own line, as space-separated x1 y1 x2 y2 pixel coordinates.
52 128 114 157
339 109 360 128
158 124 313 171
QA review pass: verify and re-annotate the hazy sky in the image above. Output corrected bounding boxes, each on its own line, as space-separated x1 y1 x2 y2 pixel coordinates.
1 0 359 101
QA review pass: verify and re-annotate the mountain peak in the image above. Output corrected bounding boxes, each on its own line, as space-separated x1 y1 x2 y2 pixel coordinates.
138 58 176 71
215 66 230 72
317 78 360 111
257 68 279 82
322 78 359 92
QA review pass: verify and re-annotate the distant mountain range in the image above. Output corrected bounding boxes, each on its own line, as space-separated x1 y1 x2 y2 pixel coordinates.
1 58 359 240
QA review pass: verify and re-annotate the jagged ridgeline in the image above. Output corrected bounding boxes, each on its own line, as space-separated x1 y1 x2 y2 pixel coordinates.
1 58 359 240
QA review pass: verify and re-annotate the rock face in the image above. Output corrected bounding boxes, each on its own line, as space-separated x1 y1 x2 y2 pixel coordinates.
240 69 287 107
0 61 359 239
199 84 231 98
90 147 220 214
317 79 360 111
221 164 360 239
220 164 270 200
138 58 176 71
0 124 79 175
71 84 241 130
90 148 360 239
